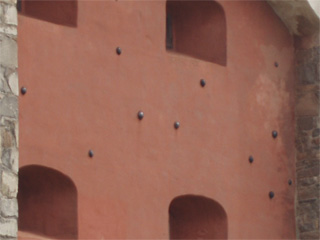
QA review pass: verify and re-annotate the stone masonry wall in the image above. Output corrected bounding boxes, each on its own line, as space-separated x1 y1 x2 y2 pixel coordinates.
0 0 18 239
295 37 320 239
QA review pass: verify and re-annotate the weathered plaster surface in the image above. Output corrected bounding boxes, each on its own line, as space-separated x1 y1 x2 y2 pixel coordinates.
268 1 320 239
267 0 320 36
267 1 320 239
0 0 18 239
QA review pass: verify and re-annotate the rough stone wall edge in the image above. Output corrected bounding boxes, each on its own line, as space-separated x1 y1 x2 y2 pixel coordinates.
267 0 320 36
0 0 18 239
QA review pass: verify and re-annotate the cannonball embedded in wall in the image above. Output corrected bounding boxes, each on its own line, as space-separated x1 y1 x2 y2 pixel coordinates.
200 79 206 87
174 121 180 129
272 131 278 139
274 62 279 67
21 87 27 95
116 47 122 55
248 156 254 164
88 150 94 158
269 191 275 199
288 179 292 185
137 111 144 120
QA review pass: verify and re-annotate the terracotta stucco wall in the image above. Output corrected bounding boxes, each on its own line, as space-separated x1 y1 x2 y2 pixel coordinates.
18 1 296 239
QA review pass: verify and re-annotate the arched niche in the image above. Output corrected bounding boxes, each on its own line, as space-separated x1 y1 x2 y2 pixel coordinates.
166 0 227 66
18 165 78 239
17 0 78 27
169 194 228 239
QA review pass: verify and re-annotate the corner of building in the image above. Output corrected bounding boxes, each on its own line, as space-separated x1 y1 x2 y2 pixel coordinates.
0 0 19 239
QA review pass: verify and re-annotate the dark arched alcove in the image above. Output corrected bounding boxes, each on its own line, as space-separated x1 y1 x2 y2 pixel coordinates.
18 165 78 239
169 195 228 239
17 0 78 27
166 0 227 66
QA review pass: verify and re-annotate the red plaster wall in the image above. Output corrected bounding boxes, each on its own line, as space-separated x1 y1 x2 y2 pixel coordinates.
18 1 296 239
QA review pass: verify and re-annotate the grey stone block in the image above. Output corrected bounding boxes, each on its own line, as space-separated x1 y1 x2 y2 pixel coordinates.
296 89 319 117
0 35 17 68
4 5 17 26
300 231 320 240
7 72 18 96
0 198 18 217
0 217 17 237
1 148 18 173
0 26 17 36
312 128 320 137
1 171 17 198
0 96 18 119
297 116 315 131
297 164 320 179
297 63 319 85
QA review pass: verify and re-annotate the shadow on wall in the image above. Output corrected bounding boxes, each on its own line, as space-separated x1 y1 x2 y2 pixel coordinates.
17 0 78 27
166 0 227 66
18 165 78 239
169 195 228 239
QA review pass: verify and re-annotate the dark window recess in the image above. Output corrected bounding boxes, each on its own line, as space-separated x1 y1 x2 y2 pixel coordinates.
166 14 173 49
17 0 78 27
169 194 228 239
18 165 78 239
166 0 227 66
16 0 22 12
